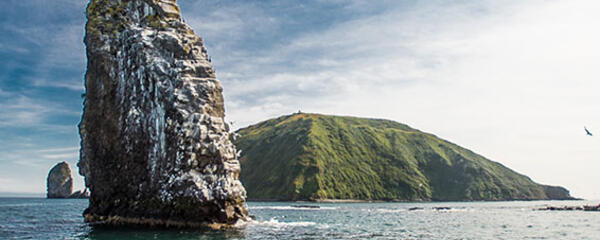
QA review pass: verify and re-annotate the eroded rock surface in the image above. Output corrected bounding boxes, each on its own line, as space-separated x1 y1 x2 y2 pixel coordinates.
70 189 90 199
47 162 73 198
542 185 576 200
79 0 248 227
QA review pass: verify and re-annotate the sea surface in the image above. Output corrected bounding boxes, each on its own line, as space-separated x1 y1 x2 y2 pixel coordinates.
1 198 600 239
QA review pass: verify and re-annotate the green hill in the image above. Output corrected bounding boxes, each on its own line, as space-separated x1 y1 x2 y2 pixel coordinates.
234 113 574 201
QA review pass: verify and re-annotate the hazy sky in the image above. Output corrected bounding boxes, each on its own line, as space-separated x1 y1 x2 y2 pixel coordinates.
1 0 599 199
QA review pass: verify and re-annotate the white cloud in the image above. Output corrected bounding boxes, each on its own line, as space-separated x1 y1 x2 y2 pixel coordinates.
0 146 84 193
0 95 79 129
185 2 278 60
2 22 86 91
37 147 79 153
196 0 600 198
41 152 79 160
0 177 35 193
0 41 30 54
31 77 84 91
43 23 86 70
0 95 49 127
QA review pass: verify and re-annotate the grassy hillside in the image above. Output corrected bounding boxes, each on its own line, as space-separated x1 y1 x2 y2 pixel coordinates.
235 113 573 201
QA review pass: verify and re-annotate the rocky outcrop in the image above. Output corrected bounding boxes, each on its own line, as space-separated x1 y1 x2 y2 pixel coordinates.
78 0 248 228
70 189 90 199
542 185 577 200
47 162 73 198
539 204 597 211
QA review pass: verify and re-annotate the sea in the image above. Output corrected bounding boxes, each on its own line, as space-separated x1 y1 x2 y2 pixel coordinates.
1 198 600 239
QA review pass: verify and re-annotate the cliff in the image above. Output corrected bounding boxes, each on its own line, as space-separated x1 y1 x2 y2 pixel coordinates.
234 113 575 201
47 162 73 198
78 0 247 227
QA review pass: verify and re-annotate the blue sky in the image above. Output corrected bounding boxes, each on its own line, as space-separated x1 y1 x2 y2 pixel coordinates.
1 0 600 199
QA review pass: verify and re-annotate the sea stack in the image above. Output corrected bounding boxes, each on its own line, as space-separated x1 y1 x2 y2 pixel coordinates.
47 162 73 198
78 0 248 227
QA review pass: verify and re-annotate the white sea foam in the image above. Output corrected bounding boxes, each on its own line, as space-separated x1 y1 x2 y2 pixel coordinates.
372 208 407 213
250 206 338 211
433 208 472 213
370 207 473 213
236 218 322 228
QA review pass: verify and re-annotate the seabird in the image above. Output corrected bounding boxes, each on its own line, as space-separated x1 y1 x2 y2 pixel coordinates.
585 127 593 136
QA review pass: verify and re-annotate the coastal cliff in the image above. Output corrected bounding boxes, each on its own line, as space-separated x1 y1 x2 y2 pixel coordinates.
235 113 575 201
79 0 248 227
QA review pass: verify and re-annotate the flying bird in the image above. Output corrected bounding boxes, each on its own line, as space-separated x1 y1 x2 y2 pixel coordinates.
585 127 593 136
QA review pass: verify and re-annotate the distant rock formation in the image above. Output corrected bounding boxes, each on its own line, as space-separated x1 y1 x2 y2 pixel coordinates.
79 0 248 228
539 204 597 211
69 189 90 199
47 162 89 199
47 162 73 198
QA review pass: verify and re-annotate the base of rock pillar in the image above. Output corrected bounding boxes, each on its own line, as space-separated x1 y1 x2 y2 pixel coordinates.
83 214 245 230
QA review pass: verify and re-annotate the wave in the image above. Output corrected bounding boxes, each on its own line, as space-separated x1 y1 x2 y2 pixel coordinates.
372 208 407 213
370 207 472 213
249 206 338 211
431 208 471 212
236 218 322 228
0 203 47 208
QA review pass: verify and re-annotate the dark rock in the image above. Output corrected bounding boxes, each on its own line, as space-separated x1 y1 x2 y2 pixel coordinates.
408 207 424 211
69 189 90 198
47 162 73 198
538 205 593 211
541 185 578 200
583 205 600 211
78 0 248 228
433 207 451 211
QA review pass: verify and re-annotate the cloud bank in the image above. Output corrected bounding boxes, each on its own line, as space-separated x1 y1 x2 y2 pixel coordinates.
182 0 600 198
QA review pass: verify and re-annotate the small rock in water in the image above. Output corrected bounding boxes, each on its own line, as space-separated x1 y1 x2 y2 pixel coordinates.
433 207 451 211
537 205 596 211
584 205 600 211
408 207 424 211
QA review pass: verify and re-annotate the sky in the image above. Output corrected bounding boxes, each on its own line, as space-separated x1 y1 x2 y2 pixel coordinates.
0 0 599 199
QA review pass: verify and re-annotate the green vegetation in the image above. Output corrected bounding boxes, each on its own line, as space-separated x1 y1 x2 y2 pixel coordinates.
235 113 573 201
86 0 171 41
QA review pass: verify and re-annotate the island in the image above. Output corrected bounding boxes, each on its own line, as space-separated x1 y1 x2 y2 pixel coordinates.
235 113 576 201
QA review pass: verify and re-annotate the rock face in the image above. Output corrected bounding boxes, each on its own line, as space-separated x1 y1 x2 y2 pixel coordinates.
542 185 576 200
47 162 73 198
78 0 248 227
70 189 91 199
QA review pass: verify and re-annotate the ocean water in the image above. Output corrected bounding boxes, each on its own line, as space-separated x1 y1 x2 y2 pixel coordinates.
1 198 600 239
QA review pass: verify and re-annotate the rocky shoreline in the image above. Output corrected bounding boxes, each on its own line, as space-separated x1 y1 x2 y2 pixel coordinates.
538 204 600 211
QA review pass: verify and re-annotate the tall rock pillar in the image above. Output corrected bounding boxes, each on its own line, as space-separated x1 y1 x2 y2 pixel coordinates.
47 162 73 198
79 0 248 227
